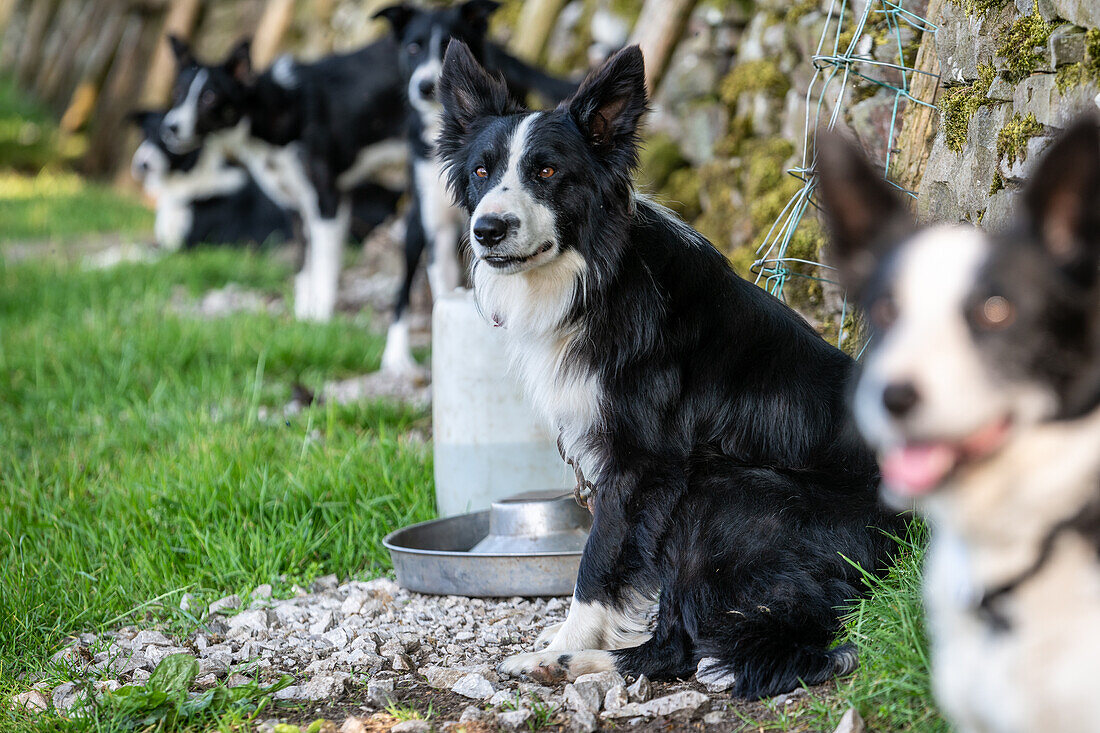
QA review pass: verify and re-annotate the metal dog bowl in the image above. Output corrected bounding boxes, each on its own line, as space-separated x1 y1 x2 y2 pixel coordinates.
383 491 590 597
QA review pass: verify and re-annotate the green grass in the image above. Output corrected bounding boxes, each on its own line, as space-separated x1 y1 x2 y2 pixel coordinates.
0 171 153 243
0 247 434 730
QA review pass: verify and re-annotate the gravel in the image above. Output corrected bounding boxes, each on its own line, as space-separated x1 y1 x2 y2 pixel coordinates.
19 577 830 729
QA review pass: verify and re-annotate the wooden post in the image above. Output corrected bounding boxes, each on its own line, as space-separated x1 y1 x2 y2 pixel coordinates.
140 0 202 107
892 0 943 199
511 0 568 65
0 0 18 39
253 0 295 69
629 0 697 94
15 0 59 88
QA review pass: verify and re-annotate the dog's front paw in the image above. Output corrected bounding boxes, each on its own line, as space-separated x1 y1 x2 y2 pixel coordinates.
498 652 570 685
534 622 564 649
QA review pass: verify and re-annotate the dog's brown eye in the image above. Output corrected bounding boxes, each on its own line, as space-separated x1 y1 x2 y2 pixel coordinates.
407 42 421 54
201 90 216 107
539 167 555 179
870 294 898 329
475 166 488 179
977 295 1015 329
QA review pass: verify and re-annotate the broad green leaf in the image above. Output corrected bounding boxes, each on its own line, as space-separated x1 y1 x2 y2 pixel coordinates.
147 653 199 695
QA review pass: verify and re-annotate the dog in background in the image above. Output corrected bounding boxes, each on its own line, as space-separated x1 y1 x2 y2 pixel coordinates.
818 120 1100 732
374 0 577 374
436 41 900 698
131 109 402 253
130 109 293 250
161 36 406 320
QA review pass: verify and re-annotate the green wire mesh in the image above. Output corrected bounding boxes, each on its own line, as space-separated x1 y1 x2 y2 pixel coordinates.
751 0 939 355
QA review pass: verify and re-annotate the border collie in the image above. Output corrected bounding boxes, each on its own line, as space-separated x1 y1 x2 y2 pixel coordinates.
161 36 406 320
130 110 292 250
818 120 1100 732
436 42 901 699
374 0 577 373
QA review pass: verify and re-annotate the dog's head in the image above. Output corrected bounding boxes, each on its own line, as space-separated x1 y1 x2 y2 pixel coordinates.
436 40 646 277
818 121 1100 499
128 109 200 189
161 36 253 152
375 1 500 118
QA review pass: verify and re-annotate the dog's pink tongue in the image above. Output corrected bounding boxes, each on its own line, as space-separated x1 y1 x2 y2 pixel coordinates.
881 444 958 497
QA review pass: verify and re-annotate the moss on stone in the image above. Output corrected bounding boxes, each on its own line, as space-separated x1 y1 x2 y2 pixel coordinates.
996 8 1055 82
663 168 702 221
784 0 820 24
719 60 791 107
940 62 997 153
946 0 1009 16
1054 28 1100 92
996 111 1043 165
988 171 1005 195
638 134 689 190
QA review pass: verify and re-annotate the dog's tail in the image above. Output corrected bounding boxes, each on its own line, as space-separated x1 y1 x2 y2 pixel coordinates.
693 609 857 699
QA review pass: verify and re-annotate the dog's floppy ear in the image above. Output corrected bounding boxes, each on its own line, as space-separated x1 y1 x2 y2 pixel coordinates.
816 129 913 296
439 40 510 133
167 35 194 67
459 0 501 29
374 4 416 36
1022 116 1100 286
224 38 253 84
567 45 647 159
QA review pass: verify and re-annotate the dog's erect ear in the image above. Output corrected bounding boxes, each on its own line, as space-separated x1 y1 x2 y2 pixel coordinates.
374 4 416 36
167 35 194 67
439 40 510 132
567 45 647 157
459 0 501 28
224 38 253 84
1023 116 1100 286
815 129 913 295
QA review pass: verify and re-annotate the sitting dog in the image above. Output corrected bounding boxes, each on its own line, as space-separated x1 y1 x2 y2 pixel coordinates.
130 109 293 250
818 120 1100 732
436 42 901 698
374 0 577 374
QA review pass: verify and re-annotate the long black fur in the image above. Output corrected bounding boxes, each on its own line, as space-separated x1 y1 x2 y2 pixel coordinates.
438 43 901 698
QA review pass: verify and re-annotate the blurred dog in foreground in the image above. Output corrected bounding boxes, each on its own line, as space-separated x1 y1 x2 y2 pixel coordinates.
819 119 1100 732
436 42 900 698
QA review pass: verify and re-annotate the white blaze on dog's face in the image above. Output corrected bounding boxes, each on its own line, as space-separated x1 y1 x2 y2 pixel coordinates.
817 122 1100 499
161 36 252 153
436 41 647 281
375 1 502 119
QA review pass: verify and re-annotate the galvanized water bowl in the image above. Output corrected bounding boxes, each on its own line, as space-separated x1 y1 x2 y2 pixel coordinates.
383 491 590 597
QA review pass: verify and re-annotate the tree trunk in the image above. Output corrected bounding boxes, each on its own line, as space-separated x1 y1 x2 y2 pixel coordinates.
511 0 567 65
140 0 202 107
253 0 295 69
629 0 697 94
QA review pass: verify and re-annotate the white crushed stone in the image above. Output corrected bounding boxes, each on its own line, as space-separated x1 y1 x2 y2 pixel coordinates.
28 577 747 729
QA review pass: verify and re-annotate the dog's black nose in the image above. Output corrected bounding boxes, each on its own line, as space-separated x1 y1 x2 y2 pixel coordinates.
473 215 509 247
882 381 920 417
165 121 180 136
418 79 436 99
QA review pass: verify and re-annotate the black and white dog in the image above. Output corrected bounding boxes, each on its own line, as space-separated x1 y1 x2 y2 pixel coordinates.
161 36 406 320
374 0 577 373
818 120 1100 732
130 110 293 250
436 42 901 698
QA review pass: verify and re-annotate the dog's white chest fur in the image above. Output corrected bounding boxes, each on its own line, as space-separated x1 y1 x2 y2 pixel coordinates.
923 410 1100 733
474 251 603 479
